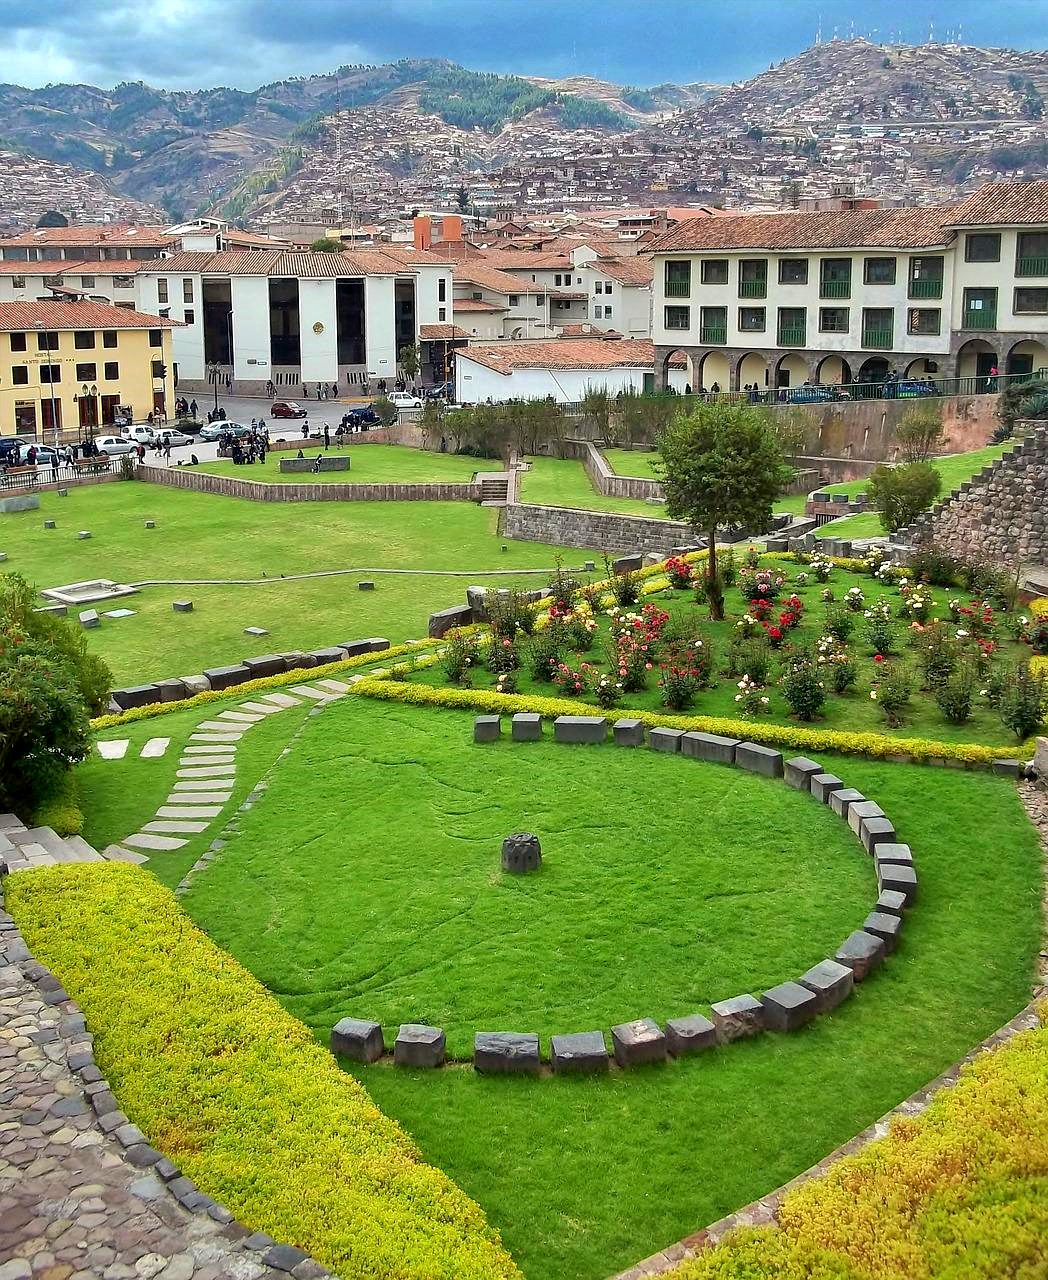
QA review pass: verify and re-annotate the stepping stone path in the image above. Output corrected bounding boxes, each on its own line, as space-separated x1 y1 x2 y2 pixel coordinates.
6 678 353 874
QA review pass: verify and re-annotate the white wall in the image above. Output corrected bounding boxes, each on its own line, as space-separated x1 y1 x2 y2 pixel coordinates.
230 276 272 381
364 275 397 380
413 265 453 328
298 278 338 381
456 358 687 403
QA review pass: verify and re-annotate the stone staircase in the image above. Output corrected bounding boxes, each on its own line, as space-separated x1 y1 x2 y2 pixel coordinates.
477 472 510 506
0 814 140 873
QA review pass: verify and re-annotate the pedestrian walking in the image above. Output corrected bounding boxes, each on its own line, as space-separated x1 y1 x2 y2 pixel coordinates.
50 452 59 482
323 424 330 450
163 439 172 462
190 399 198 417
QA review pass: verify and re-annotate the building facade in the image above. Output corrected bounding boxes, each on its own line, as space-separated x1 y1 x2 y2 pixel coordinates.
0 300 177 438
648 180 1048 393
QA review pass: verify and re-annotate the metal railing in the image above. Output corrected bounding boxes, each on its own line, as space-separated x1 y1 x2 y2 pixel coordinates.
738 279 767 298
699 326 727 344
1016 256 1048 277
962 309 998 330
664 278 691 298
908 278 943 299
0 456 122 491
777 326 807 346
861 328 895 349
819 279 851 299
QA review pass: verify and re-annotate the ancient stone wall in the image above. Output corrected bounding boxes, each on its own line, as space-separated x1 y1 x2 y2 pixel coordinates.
501 501 695 552
139 465 480 503
898 422 1047 565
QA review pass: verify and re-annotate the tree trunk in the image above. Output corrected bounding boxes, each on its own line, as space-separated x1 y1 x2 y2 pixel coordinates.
706 527 725 620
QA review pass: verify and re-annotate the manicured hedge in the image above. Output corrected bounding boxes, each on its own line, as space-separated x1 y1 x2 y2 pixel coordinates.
350 676 1021 766
30 769 84 837
7 864 520 1280
674 997 1048 1280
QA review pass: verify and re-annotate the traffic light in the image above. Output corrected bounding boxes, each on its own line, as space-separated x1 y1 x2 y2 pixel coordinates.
156 363 168 380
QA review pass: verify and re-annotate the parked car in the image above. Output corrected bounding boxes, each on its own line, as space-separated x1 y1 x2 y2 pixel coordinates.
786 384 837 404
153 428 193 449
12 443 61 465
93 436 138 456
386 390 423 409
271 400 307 418
0 437 23 463
172 416 203 435
122 424 157 445
424 381 454 401
199 421 253 442
345 406 380 427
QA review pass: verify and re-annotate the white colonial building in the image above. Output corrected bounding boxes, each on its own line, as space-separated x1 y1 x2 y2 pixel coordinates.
647 179 1048 393
455 338 687 403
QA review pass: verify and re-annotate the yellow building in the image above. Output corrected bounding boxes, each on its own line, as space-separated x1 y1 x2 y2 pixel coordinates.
0 299 177 440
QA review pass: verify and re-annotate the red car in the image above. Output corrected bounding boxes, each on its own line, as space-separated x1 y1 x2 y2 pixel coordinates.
270 400 307 419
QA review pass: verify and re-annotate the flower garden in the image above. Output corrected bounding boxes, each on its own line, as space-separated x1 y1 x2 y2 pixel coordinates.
403 549 1048 755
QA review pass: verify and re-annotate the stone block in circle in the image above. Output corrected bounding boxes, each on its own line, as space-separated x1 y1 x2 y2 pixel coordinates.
797 959 854 1012
829 788 865 818
649 727 683 753
610 1018 667 1067
172 600 194 612
501 833 541 874
877 863 917 905
681 731 739 765
550 1030 608 1074
735 742 784 778
665 1013 717 1056
862 911 903 953
331 1017 384 1063
834 929 886 981
511 713 542 741
847 800 884 836
710 994 764 1042
761 981 819 1032
860 816 896 853
474 715 501 742
783 757 823 790
553 715 606 744
875 889 908 917
474 1031 541 1075
613 718 645 747
810 773 846 803
393 1024 446 1068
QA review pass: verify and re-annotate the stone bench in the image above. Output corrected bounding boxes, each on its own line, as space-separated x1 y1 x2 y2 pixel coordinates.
278 456 350 473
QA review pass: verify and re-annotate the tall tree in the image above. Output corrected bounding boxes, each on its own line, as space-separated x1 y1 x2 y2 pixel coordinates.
398 344 420 384
656 402 790 619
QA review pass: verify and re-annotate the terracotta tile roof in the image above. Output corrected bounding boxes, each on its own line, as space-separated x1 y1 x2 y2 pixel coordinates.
453 298 506 312
0 300 178 331
453 262 544 294
419 324 470 340
458 338 682 375
556 323 620 336
0 259 151 276
141 252 217 274
0 224 175 249
947 180 1048 228
141 248 416 278
648 206 959 253
476 250 575 271
587 257 653 285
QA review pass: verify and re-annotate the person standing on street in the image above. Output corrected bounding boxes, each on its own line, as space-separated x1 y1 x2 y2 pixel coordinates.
323 424 330 450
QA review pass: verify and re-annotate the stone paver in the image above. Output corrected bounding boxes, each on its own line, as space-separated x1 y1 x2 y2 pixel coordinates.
0 894 332 1280
143 820 211 834
165 792 232 806
123 832 188 851
188 734 242 745
259 692 301 708
289 686 330 701
176 766 237 779
140 738 171 759
96 740 129 760
217 711 264 724
182 745 238 756
156 806 224 819
194 722 248 735
174 779 235 791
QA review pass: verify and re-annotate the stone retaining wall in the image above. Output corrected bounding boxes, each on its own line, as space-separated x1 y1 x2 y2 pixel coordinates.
139 464 481 504
501 501 695 553
895 421 1047 565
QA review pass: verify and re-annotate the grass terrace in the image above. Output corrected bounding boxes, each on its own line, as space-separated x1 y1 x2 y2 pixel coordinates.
197 444 485 485
520 456 669 518
0 482 598 685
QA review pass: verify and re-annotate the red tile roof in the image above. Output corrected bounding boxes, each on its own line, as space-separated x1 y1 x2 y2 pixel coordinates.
0 259 151 276
0 300 178 331
0 224 175 248
588 257 653 285
452 298 506 312
419 324 470 340
476 250 575 271
648 206 960 253
947 180 1048 228
459 338 682 375
140 248 421 278
452 262 544 294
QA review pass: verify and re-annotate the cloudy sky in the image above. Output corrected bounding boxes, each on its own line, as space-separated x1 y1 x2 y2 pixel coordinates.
0 0 1044 90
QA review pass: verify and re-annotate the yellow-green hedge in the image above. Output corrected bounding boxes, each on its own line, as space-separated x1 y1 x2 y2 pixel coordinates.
91 642 438 731
1031 597 1048 618
30 770 84 837
349 677 1021 766
673 997 1048 1280
6 864 519 1280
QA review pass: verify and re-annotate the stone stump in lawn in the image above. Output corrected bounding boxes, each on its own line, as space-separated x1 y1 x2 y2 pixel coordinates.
502 833 541 874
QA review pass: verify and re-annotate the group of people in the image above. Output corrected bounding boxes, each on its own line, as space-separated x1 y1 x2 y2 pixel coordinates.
223 420 271 465
173 397 198 419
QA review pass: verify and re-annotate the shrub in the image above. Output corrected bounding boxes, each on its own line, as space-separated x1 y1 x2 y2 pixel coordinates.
894 403 946 462
914 622 961 687
734 673 770 716
494 670 517 696
548 559 579 611
551 659 591 697
828 652 858 694
486 637 519 674
609 566 641 608
727 637 772 684
441 631 478 684
738 566 786 602
872 662 913 728
908 544 962 587
824 605 854 643
863 600 897 656
998 373 1048 436
1029 616 1048 655
526 628 562 682
664 556 693 589
485 589 533 639
6 866 518 1280
30 769 83 837
844 585 866 613
808 554 833 583
935 664 976 724
779 657 826 722
999 662 1048 740
866 460 942 532
719 546 737 587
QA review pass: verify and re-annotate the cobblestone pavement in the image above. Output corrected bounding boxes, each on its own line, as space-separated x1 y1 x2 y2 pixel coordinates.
0 908 331 1280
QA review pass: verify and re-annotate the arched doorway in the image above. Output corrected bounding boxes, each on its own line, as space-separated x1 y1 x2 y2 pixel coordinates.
774 352 808 390
814 354 851 385
660 349 696 395
1006 339 1048 379
904 357 939 379
956 338 999 391
695 350 729 393
736 351 769 392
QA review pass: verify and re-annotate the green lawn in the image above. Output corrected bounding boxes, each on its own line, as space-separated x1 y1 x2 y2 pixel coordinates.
603 448 660 480
814 512 886 540
409 562 1030 748
171 694 1043 1280
198 444 482 485
183 701 870 1057
0 483 597 685
521 456 669 518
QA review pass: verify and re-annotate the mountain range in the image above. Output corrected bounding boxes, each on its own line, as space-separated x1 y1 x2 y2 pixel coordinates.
0 40 1046 230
